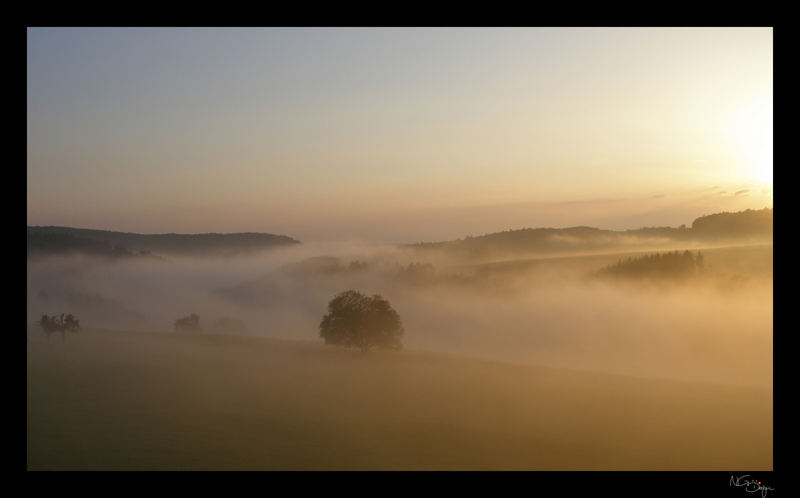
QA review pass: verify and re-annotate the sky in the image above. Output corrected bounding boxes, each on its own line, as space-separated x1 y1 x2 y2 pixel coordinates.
27 27 773 243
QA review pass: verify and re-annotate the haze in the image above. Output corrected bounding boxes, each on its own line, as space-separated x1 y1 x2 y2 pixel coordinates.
27 240 773 469
27 243 772 388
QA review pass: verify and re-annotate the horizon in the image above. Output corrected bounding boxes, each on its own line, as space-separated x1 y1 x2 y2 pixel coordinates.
26 203 774 244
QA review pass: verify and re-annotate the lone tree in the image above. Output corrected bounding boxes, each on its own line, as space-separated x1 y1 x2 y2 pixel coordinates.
174 313 202 333
40 313 80 342
320 290 403 353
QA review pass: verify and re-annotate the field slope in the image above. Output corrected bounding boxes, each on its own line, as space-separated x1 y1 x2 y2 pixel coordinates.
27 328 772 470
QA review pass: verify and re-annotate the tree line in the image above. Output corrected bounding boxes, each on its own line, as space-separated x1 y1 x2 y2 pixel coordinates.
599 250 705 280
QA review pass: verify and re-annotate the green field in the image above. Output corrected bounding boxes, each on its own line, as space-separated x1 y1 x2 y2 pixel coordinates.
27 327 772 470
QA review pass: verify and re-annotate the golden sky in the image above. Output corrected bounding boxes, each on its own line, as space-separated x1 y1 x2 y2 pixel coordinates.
27 28 772 242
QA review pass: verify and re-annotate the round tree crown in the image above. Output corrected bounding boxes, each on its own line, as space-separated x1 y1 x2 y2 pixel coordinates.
320 290 403 352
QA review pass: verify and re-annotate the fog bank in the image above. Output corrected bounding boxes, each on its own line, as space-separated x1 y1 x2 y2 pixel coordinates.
27 242 772 388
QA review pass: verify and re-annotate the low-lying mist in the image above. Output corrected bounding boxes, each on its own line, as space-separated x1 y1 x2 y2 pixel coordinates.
27 241 772 389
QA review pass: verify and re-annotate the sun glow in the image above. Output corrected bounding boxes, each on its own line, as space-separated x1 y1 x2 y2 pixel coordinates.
728 95 773 187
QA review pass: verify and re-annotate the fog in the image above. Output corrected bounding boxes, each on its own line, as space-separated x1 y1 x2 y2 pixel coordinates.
27 241 772 389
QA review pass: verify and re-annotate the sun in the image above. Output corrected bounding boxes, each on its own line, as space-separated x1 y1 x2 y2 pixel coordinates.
740 116 772 185
727 95 773 187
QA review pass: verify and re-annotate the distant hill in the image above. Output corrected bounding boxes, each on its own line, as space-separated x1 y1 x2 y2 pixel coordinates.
410 226 626 260
408 208 772 260
691 208 773 240
27 226 300 258
27 232 146 259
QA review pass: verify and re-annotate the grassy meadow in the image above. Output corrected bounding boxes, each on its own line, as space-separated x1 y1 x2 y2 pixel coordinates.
27 326 772 470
